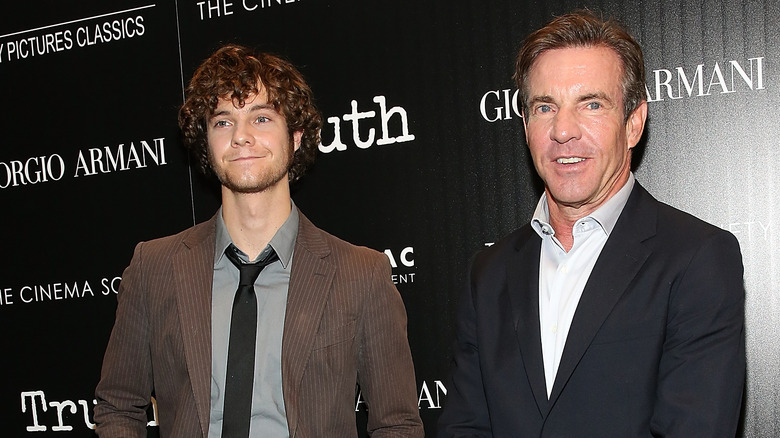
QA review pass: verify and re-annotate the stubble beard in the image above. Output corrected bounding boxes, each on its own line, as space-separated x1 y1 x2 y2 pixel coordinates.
210 143 295 194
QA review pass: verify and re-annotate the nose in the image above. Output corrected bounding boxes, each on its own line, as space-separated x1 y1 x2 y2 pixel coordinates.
550 106 582 144
232 121 254 147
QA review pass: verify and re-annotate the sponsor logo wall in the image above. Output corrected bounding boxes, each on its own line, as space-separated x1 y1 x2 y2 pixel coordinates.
1 1 777 436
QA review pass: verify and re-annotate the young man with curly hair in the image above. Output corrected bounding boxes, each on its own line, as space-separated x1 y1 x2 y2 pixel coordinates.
94 45 423 438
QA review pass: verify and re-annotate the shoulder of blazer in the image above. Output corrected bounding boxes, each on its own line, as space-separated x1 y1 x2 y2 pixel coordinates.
295 209 387 267
137 213 218 256
626 182 733 247
470 224 538 275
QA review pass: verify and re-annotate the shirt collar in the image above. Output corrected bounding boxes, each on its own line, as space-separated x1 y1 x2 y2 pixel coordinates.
531 172 635 238
214 200 300 269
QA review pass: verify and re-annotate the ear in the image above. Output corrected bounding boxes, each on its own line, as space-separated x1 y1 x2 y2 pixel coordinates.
625 100 647 150
293 131 303 152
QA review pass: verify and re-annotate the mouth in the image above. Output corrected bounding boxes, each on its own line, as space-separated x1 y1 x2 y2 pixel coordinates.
230 155 266 162
556 157 586 164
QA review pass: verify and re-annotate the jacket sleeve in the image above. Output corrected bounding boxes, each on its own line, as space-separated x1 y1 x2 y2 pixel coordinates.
436 255 493 437
650 230 746 437
357 254 424 437
94 242 154 437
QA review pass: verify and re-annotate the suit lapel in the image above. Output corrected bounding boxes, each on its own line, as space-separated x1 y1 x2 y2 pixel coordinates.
173 216 217 438
548 184 657 406
507 227 551 416
282 211 335 437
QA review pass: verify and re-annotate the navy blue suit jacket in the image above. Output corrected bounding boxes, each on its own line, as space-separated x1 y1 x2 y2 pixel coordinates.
438 183 745 437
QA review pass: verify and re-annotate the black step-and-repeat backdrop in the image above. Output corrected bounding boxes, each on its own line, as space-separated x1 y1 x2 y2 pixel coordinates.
1 1 777 436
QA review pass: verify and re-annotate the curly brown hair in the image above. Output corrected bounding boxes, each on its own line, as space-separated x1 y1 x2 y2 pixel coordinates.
178 44 322 182
514 10 646 122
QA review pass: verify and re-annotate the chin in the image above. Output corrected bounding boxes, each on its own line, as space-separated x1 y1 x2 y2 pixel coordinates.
548 187 595 206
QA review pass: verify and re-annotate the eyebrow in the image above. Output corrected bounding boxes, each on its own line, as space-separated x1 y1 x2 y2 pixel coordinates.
529 95 555 105
210 103 277 119
210 110 231 118
529 92 615 107
246 103 276 112
577 92 614 104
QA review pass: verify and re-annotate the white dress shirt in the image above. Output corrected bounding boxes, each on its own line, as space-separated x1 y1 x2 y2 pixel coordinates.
530 174 635 398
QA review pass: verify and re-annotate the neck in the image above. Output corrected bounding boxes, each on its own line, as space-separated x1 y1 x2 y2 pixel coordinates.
547 210 576 252
221 184 292 260
545 171 631 252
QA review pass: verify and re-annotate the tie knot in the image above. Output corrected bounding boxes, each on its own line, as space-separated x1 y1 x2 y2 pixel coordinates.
224 245 279 287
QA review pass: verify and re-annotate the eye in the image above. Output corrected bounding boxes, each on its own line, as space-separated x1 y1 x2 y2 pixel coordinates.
213 119 231 128
536 104 552 114
586 101 601 110
255 116 270 123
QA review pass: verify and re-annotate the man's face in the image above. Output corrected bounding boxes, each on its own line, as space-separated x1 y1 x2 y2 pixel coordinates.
523 46 646 214
207 87 302 194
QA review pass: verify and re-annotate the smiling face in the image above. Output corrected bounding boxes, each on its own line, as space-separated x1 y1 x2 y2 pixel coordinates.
207 87 302 195
523 46 646 218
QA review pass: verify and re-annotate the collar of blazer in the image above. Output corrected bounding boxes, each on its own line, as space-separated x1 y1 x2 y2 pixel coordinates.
508 183 657 416
172 208 338 437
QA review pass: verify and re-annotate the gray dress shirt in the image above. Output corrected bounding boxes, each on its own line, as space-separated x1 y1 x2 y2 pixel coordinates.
209 203 299 438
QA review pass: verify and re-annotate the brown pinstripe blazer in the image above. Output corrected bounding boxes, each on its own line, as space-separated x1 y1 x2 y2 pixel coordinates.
94 209 423 438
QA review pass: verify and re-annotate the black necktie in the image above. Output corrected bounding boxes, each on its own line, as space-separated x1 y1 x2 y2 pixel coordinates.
222 245 279 438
